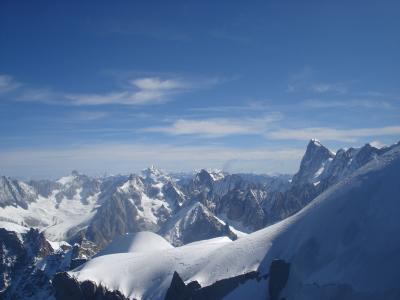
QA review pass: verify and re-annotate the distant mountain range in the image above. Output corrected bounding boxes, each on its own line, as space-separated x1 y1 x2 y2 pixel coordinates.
1 139 399 299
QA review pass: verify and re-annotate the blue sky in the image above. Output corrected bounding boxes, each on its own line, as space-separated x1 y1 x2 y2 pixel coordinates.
1 0 399 178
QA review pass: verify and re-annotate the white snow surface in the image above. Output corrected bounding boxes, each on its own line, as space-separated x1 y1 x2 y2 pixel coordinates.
47 240 71 252
0 221 28 234
0 189 98 242
95 231 173 257
70 145 400 300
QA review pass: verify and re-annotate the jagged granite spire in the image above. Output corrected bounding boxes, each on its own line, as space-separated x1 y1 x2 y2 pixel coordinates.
291 139 335 185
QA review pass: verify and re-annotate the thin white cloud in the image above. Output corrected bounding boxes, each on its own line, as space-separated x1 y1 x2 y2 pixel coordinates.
142 114 282 137
18 88 57 103
310 83 348 94
303 99 393 109
0 143 304 178
131 77 187 90
190 101 271 113
72 111 109 121
266 126 400 142
9 74 226 106
65 77 190 105
0 74 21 93
287 66 314 92
287 67 350 95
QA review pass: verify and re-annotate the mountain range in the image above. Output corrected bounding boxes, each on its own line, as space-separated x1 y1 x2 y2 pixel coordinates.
1 139 399 299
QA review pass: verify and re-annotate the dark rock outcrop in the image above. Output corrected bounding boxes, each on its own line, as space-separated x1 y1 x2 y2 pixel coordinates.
0 228 54 299
0 176 37 209
164 270 266 300
52 272 129 300
164 271 192 300
159 202 237 246
82 193 157 248
268 259 290 300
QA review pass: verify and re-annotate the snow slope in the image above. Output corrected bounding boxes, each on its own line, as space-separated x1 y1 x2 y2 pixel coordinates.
70 144 400 300
71 236 233 299
0 192 98 241
95 231 173 257
0 221 28 235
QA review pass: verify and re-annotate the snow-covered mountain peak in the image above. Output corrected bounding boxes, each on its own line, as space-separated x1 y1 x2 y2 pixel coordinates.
208 169 226 181
307 138 332 153
142 165 164 177
141 165 171 184
310 138 322 146
57 170 82 184
118 174 144 193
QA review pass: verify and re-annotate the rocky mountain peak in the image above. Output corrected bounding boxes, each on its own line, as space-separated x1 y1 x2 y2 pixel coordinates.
142 165 163 176
141 165 170 184
71 170 80 176
0 176 36 209
195 169 214 185
291 139 335 185
307 139 331 154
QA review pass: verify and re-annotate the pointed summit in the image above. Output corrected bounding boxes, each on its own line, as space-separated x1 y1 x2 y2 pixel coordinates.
310 138 322 147
292 139 335 185
142 165 164 178
195 169 214 185
71 170 80 176
141 165 171 184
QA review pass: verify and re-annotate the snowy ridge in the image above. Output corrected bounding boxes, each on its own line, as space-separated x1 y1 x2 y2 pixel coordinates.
0 221 28 238
95 231 173 257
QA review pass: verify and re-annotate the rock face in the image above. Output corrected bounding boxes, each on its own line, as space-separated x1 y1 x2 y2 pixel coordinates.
81 193 157 248
268 259 290 300
291 139 335 186
164 270 265 300
164 271 191 300
160 202 237 246
265 140 399 225
216 188 266 230
0 224 101 299
0 176 36 209
179 171 288 233
52 272 129 300
0 228 54 299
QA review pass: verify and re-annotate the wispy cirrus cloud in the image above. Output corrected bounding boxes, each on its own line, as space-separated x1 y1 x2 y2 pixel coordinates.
287 67 349 95
65 77 193 105
142 113 282 137
190 101 271 113
266 126 400 142
0 74 21 93
5 74 225 106
144 114 400 142
72 111 110 121
310 82 348 94
287 66 314 93
302 99 393 109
